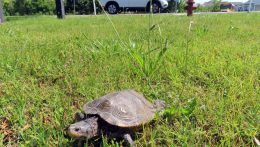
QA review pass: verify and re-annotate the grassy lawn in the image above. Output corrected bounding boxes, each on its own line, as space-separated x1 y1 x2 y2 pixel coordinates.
0 13 259 146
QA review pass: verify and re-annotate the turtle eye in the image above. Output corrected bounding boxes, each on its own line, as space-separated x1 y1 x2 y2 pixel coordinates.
74 128 80 132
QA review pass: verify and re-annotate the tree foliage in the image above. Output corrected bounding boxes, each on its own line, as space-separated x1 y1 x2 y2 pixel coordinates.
211 0 221 12
195 0 222 12
165 0 178 13
65 0 101 14
3 0 55 15
0 0 4 22
177 0 186 13
2 0 100 16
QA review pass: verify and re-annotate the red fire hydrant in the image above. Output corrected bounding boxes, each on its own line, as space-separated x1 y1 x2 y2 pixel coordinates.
185 0 197 16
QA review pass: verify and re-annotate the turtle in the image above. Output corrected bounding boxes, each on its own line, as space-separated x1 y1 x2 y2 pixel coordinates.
67 89 165 146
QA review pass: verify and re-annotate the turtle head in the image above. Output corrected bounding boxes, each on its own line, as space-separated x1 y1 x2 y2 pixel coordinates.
68 116 99 139
153 100 166 111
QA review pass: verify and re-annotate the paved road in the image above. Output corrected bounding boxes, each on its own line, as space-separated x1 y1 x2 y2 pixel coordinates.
66 11 260 17
116 11 260 16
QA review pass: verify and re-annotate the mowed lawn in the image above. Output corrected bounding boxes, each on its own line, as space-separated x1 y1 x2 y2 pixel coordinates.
0 13 259 146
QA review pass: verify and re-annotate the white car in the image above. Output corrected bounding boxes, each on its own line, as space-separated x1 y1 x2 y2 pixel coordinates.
100 0 169 14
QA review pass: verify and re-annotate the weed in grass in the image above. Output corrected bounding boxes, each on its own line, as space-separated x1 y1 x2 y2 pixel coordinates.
129 39 168 80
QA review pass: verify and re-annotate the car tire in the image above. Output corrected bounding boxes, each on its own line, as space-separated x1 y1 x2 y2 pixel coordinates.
147 1 161 13
106 3 119 14
152 1 161 13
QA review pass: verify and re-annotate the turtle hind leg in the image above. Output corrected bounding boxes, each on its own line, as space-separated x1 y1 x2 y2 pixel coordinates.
123 133 135 147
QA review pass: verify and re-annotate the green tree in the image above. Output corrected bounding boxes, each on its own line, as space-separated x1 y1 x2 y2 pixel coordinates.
3 0 15 15
32 0 55 14
14 0 28 15
212 0 221 12
0 0 4 22
3 0 55 15
195 0 222 12
166 0 178 13
65 0 101 15
178 0 186 12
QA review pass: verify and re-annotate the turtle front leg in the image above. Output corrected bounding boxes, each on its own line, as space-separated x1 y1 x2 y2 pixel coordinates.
123 133 135 147
74 112 86 122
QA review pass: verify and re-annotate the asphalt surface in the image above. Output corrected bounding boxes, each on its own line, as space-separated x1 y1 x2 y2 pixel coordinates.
66 11 260 17
116 11 260 16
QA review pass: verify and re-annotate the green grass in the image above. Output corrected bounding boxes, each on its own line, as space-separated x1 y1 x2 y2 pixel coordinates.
0 13 259 146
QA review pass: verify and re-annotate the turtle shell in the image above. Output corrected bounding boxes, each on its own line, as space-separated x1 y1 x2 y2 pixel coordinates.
83 90 156 128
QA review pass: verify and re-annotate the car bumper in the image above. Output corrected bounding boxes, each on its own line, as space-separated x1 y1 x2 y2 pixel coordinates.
160 1 168 9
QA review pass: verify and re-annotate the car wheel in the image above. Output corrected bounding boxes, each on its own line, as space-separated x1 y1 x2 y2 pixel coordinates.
106 3 118 14
152 2 160 13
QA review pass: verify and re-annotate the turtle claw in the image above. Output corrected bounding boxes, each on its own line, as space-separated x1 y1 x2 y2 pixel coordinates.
123 133 135 147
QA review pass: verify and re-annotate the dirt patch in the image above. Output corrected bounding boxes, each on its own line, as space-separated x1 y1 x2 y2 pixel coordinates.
72 100 81 110
42 114 52 125
0 84 5 97
37 79 47 89
0 117 18 144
